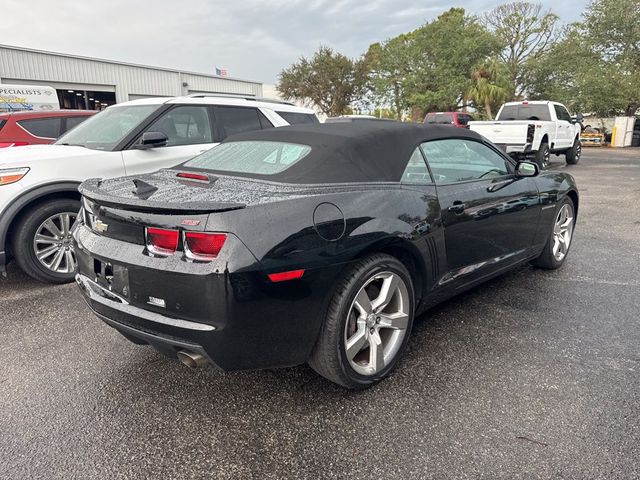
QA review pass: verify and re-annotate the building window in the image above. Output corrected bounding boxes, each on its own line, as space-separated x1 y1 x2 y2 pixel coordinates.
56 90 116 110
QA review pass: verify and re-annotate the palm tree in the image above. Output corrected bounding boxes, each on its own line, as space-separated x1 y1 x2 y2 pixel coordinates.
466 60 511 119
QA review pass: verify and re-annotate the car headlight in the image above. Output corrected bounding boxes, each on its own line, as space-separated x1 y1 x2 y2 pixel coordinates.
0 167 30 186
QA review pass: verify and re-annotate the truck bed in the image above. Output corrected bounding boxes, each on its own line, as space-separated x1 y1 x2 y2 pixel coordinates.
469 120 545 153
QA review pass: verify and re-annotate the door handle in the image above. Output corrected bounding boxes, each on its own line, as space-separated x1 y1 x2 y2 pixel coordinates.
448 202 466 214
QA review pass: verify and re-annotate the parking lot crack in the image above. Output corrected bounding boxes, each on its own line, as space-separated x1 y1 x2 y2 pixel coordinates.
515 436 549 447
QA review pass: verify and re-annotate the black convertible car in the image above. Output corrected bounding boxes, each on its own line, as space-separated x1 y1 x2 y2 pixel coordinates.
73 121 578 389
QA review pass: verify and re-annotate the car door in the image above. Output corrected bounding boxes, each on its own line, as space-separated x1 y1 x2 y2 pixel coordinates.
553 104 573 149
121 105 216 176
399 147 447 294
421 138 541 286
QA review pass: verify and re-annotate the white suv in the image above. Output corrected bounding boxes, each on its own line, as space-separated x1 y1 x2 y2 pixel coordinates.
0 95 318 283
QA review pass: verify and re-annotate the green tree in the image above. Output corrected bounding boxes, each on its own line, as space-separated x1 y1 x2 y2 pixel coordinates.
363 8 500 119
528 0 640 116
526 28 594 112
277 46 369 117
408 8 501 115
466 59 511 119
484 2 559 98
583 0 640 115
365 33 415 120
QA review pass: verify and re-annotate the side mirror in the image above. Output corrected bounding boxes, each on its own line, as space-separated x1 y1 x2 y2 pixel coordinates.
137 131 168 149
571 113 584 124
516 161 538 178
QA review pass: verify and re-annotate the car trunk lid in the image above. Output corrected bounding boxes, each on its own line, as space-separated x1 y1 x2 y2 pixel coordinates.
78 169 341 246
78 168 326 214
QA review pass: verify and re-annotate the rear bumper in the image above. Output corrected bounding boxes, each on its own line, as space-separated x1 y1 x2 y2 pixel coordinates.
73 224 340 371
90 302 216 367
495 143 532 154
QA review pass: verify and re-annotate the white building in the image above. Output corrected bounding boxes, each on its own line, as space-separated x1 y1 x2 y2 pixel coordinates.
0 44 263 110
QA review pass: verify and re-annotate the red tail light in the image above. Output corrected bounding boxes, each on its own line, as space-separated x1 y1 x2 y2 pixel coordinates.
0 142 29 148
177 172 209 182
268 269 305 283
184 232 226 261
146 227 179 256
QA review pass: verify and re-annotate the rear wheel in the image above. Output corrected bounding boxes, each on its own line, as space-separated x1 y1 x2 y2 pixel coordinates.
565 138 581 165
534 142 550 169
309 254 415 389
531 198 575 269
13 198 80 284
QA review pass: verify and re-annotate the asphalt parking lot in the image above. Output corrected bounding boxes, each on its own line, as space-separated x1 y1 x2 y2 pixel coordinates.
1 148 639 479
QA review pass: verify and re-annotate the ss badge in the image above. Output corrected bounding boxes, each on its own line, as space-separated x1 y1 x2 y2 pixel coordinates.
147 296 166 308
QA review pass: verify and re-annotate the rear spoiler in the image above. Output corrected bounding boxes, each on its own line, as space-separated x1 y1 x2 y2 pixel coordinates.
79 178 246 214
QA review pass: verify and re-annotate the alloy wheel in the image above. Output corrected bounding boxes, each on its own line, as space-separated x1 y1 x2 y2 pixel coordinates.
344 271 410 376
575 142 581 161
33 212 78 274
552 203 574 262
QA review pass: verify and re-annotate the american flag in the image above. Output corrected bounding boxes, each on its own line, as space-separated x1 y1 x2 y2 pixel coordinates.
215 67 228 77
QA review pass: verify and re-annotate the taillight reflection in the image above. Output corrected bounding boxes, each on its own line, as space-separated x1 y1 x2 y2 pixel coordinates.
184 232 226 261
145 227 179 256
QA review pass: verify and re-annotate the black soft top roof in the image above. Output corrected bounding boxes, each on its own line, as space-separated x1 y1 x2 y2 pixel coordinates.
210 120 484 184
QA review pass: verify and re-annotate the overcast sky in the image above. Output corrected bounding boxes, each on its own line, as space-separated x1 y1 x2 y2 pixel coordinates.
3 0 586 84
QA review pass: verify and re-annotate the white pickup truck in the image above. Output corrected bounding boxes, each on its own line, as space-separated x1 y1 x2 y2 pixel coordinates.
469 101 583 169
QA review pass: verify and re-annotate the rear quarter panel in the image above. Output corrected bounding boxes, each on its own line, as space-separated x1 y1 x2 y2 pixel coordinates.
204 185 442 293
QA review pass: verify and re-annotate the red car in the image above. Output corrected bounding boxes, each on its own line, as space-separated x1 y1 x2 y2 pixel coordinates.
0 110 95 148
424 111 474 128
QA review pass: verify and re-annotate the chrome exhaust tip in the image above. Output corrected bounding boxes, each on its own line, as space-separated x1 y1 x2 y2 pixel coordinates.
176 350 208 369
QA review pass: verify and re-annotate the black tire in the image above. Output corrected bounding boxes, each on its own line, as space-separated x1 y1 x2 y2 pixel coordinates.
13 198 81 284
531 197 575 270
565 137 581 165
308 254 415 389
534 142 550 169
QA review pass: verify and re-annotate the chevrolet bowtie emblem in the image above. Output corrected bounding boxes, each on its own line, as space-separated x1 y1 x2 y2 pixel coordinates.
94 219 109 233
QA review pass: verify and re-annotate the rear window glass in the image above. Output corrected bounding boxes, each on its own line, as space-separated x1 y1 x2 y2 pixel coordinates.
184 141 311 176
496 105 551 121
64 116 90 133
0 119 5 131
17 117 62 138
277 112 319 125
213 107 263 140
424 114 454 125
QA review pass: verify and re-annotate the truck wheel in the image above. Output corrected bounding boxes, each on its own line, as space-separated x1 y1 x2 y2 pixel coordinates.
12 198 80 284
565 138 581 165
534 142 550 169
